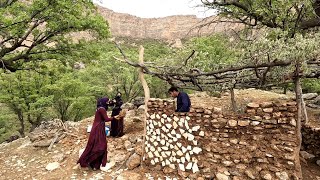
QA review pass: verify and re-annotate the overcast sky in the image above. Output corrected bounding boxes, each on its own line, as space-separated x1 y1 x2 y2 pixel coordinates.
92 0 216 18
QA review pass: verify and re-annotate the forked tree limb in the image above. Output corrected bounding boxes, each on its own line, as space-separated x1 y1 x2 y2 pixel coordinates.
48 132 59 151
113 43 320 91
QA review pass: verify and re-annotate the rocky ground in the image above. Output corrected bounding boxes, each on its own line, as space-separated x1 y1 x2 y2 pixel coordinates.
0 89 319 180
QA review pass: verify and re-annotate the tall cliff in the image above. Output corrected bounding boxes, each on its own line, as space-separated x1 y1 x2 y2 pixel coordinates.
97 6 241 40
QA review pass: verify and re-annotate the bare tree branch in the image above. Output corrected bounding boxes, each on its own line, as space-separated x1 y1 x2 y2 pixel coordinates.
114 42 320 91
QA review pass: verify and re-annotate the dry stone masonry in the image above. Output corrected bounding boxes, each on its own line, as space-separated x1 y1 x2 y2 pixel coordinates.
302 125 320 157
145 98 300 179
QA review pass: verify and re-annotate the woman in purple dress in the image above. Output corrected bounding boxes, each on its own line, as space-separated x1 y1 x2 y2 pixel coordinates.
77 97 117 170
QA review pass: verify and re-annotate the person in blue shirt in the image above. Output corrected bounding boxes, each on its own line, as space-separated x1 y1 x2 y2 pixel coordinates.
168 87 191 112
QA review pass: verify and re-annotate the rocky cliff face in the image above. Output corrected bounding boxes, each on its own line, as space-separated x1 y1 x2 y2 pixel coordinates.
97 6 241 40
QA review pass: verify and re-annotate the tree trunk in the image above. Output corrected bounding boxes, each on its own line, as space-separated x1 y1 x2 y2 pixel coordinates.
230 88 237 112
301 96 308 124
138 46 150 168
17 112 25 137
283 84 288 94
29 116 42 132
294 62 302 179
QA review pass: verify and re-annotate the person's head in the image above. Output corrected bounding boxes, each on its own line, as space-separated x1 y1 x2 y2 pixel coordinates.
97 97 109 110
168 87 179 98
116 92 122 98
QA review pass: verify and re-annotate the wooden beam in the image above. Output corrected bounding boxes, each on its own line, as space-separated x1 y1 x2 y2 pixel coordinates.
138 45 150 167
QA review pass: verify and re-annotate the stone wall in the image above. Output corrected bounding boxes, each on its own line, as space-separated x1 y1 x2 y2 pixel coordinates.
145 99 300 179
97 6 242 40
302 125 320 157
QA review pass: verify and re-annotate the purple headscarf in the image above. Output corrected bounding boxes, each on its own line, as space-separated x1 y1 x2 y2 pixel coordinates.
97 97 109 110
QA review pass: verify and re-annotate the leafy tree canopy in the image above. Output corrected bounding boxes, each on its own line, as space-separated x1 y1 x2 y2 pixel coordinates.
201 0 320 33
0 0 109 71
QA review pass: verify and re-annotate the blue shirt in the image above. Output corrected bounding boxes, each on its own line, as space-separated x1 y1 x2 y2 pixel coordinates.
176 92 191 112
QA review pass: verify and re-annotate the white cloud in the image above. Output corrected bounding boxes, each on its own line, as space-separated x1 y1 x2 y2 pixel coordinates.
93 0 216 18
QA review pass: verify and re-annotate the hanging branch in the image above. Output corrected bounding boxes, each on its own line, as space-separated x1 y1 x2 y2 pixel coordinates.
113 42 320 92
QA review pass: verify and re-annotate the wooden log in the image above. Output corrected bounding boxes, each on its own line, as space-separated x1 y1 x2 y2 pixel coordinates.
138 45 150 168
294 62 303 179
48 132 59 151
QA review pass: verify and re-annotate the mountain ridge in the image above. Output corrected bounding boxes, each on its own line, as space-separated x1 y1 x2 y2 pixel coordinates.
96 5 241 40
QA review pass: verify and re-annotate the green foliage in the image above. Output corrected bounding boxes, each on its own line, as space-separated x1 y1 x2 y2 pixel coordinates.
238 30 320 84
186 35 237 71
77 39 173 102
0 70 53 136
205 0 317 32
302 79 320 93
0 0 109 71
141 40 173 60
0 0 114 138
146 76 170 99
0 104 17 142
45 75 95 122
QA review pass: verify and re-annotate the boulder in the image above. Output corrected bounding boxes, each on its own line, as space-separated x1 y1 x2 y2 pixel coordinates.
312 95 320 105
124 140 132 150
45 162 60 171
126 153 141 170
300 151 315 160
100 160 116 172
171 38 183 48
307 103 320 109
132 97 144 108
137 105 145 114
302 93 318 100
121 103 135 110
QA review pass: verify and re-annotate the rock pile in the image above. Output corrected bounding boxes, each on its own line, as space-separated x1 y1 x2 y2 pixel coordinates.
302 125 320 157
29 119 68 149
303 93 320 108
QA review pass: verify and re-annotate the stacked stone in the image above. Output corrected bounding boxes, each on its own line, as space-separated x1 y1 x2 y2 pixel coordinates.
302 125 320 157
146 99 300 179
197 101 299 180
146 98 202 174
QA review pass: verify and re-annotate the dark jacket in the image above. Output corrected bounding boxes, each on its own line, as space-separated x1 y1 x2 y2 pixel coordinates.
176 91 191 112
110 96 123 116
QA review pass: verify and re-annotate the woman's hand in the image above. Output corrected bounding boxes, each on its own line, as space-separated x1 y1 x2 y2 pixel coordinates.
114 115 124 120
114 112 126 120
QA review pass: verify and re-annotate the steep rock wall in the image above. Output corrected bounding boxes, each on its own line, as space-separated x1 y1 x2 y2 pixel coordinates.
97 6 242 40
